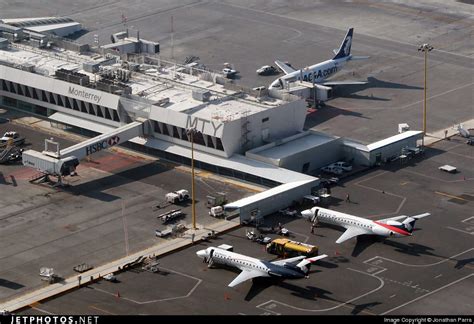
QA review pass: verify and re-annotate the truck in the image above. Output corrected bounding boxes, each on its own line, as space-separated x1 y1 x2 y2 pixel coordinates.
266 238 319 258
165 189 190 204
0 131 25 147
209 206 224 218
158 209 184 223
206 192 227 208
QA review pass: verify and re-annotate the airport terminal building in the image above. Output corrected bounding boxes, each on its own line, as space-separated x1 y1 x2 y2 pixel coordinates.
0 27 423 222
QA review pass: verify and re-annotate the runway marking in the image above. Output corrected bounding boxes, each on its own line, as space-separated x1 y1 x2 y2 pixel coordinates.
92 266 202 304
446 150 474 160
256 268 384 314
462 217 474 223
435 191 468 202
366 248 474 268
219 2 474 59
355 171 407 218
398 82 474 111
379 277 429 294
30 306 55 315
363 257 388 275
435 274 442 279
90 305 116 315
402 169 474 183
381 273 474 315
291 231 309 243
447 226 474 236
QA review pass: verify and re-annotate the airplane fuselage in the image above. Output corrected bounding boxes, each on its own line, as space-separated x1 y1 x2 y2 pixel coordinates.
197 248 306 280
271 57 350 89
314 207 410 238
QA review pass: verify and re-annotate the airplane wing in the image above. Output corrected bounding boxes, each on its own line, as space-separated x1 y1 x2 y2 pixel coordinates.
270 255 305 266
377 213 430 223
274 60 296 75
336 226 372 244
349 56 370 61
376 215 407 224
322 81 368 86
228 269 267 287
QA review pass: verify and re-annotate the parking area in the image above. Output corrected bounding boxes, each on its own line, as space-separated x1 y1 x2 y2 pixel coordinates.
0 112 255 304
18 137 473 315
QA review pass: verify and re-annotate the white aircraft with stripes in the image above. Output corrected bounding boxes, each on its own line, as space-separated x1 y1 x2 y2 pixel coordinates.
269 28 369 90
301 207 430 244
196 246 327 287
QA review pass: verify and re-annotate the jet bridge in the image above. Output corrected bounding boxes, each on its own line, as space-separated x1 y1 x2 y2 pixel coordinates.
22 119 146 183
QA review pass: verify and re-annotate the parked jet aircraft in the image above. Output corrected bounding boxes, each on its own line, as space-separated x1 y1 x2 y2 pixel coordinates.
196 246 327 287
301 207 430 244
269 28 369 90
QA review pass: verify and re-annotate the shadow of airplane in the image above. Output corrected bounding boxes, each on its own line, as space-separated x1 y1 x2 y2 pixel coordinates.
351 235 379 257
382 241 439 258
279 281 338 302
244 278 274 301
454 257 474 270
334 76 424 98
350 301 382 315
305 103 370 128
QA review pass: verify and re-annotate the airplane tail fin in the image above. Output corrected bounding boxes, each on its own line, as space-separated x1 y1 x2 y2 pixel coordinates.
402 213 430 233
296 254 327 274
333 28 353 60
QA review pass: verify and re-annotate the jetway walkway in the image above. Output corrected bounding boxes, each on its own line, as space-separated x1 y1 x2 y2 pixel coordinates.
22 119 147 182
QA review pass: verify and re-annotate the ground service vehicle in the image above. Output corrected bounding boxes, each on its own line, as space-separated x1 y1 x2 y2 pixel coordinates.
165 189 190 204
266 238 319 258
0 131 25 147
256 65 277 75
330 161 352 171
209 206 224 218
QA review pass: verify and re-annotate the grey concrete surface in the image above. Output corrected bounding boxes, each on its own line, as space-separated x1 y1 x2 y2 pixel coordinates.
17 137 474 315
0 116 254 304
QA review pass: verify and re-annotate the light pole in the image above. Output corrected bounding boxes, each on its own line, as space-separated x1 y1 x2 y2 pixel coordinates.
186 127 199 230
418 43 433 146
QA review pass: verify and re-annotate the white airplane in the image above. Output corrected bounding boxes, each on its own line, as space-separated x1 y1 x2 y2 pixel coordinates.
269 28 369 90
196 246 327 287
301 207 430 244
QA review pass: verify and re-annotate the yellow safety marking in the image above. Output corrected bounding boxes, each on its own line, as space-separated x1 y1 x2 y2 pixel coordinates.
435 191 468 202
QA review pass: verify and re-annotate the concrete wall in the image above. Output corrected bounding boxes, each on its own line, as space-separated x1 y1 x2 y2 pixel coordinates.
237 179 320 223
369 136 421 165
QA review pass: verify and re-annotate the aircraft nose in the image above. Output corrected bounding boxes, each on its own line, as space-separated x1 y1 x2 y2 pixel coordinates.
196 249 208 259
301 209 313 219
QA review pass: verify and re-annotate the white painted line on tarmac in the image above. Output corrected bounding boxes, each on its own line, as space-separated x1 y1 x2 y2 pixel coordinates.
381 273 474 315
447 227 474 235
31 306 55 315
435 274 442 279
291 231 309 243
403 169 473 183
462 217 474 223
92 266 203 304
389 294 396 299
256 268 384 313
370 248 474 268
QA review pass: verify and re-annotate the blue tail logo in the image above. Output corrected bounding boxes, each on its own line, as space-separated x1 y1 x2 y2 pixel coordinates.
333 28 353 60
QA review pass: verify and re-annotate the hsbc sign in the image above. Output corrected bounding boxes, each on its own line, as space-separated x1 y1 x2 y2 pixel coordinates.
85 135 120 156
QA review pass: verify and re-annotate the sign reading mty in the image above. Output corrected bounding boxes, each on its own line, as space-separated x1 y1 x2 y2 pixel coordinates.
85 135 120 156
186 116 222 136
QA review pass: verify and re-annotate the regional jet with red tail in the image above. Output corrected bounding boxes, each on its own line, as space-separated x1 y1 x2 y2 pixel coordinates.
301 207 430 244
